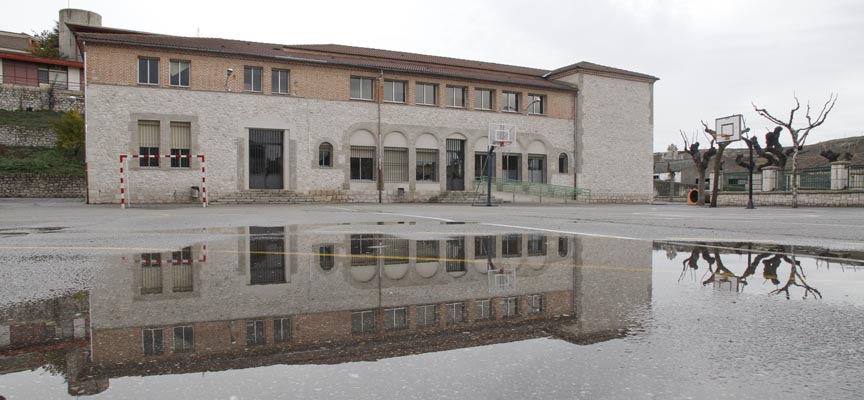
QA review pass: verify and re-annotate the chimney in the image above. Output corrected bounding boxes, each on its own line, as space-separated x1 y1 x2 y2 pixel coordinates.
59 8 102 61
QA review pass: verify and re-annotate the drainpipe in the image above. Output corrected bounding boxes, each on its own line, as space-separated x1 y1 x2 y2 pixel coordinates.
83 44 90 204
573 89 579 193
377 70 383 204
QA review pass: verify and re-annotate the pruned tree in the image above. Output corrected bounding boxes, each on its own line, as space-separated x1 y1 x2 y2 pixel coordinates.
31 22 64 59
702 119 750 207
820 137 859 162
753 94 838 208
680 130 717 206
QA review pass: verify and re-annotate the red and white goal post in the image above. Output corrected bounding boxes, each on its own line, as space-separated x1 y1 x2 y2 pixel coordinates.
119 154 208 209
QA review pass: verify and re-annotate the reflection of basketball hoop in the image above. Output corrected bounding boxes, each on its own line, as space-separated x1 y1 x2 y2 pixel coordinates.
488 267 516 292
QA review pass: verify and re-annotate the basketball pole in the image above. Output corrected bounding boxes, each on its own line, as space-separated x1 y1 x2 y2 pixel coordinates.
486 143 496 207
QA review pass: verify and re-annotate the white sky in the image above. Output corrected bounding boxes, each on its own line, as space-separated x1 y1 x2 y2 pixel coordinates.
4 0 862 151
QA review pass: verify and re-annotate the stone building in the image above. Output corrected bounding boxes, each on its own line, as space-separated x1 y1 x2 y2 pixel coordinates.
69 21 657 204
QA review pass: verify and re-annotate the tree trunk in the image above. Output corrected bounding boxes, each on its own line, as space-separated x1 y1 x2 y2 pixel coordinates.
709 142 729 207
791 145 800 208
697 167 706 205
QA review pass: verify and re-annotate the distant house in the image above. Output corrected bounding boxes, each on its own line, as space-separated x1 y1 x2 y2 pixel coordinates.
0 31 83 91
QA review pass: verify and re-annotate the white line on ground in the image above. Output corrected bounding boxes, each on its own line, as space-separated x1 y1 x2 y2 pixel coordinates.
324 206 357 212
377 212 455 222
480 223 638 241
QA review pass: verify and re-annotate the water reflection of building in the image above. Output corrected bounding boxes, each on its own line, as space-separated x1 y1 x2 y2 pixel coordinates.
2 229 653 394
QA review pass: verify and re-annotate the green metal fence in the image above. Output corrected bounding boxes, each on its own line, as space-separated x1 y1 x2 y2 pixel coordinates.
851 165 864 189
474 177 591 201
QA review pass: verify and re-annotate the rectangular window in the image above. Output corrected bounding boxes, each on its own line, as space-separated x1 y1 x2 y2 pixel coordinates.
274 318 291 342
475 89 493 110
272 69 289 94
416 240 439 261
474 153 496 180
502 297 519 317
350 146 376 181
141 253 162 295
169 60 190 87
416 304 438 328
383 238 409 265
503 154 520 180
446 238 465 273
527 234 546 256
416 149 438 182
384 80 405 103
384 308 407 330
502 92 519 112
38 64 68 89
474 236 496 259
244 66 262 92
446 86 466 108
445 302 466 325
502 234 522 258
170 122 191 168
416 83 436 105
350 234 378 267
527 294 544 314
138 57 159 85
528 156 545 183
352 310 376 333
475 299 492 321
383 147 408 182
142 328 164 355
527 95 545 115
350 77 374 100
173 326 194 352
138 120 160 167
246 320 266 345
171 246 193 292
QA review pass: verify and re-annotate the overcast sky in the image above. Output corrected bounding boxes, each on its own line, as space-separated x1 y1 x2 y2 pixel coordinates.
4 0 862 151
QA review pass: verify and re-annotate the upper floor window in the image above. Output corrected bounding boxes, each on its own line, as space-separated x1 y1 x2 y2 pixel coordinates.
350 77 374 100
169 60 190 87
244 66 262 92
384 80 405 103
138 57 159 85
416 83 436 105
528 94 545 115
502 92 519 112
38 64 68 89
446 86 466 108
272 69 289 94
475 88 493 110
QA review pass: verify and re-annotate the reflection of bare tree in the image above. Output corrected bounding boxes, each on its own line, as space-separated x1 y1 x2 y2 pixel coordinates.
769 255 822 300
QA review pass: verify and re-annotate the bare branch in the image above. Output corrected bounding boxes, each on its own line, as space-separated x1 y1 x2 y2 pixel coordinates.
701 120 716 136
752 102 787 127
789 95 801 127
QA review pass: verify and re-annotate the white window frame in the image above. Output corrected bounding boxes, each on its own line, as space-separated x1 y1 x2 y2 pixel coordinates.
446 86 466 108
384 80 406 103
244 66 262 93
352 310 376 333
475 88 493 110
416 304 438 327
350 77 375 100
528 94 545 115
272 69 290 94
138 57 159 85
169 60 190 87
384 307 408 330
502 92 519 113
416 83 437 105
475 299 492 321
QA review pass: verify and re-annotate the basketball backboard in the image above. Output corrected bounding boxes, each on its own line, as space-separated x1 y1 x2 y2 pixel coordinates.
715 115 743 143
488 123 517 149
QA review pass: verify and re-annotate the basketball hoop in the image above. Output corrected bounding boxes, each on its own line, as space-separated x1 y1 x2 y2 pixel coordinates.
489 123 517 150
714 115 743 144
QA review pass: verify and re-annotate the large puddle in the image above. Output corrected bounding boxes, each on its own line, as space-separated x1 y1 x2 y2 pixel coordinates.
1 227 863 399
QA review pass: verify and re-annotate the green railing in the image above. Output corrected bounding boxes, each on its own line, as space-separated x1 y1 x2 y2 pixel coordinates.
722 172 762 192
850 166 864 189
777 167 831 191
474 177 591 200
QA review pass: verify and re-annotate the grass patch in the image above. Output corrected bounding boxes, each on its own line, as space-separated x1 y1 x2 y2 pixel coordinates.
0 145 85 176
0 110 63 129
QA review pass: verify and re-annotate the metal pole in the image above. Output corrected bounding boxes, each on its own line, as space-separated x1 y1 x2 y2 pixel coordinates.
747 141 755 209
486 145 495 206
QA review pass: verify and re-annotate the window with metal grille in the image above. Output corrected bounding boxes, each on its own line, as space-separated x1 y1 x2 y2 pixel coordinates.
558 237 569 257
319 142 333 167
446 86 466 108
383 239 409 265
475 88 493 110
350 146 376 181
446 238 466 272
475 299 492 321
502 234 522 258
416 149 438 182
527 294 544 314
384 80 405 103
352 310 375 333
502 92 519 112
319 244 335 271
384 307 407 330
503 155 520 180
351 234 378 267
143 328 164 355
415 83 436 105
445 302 466 324
138 57 159 85
169 60 190 87
416 240 439 261
474 236 496 259
527 234 546 256
559 153 568 173
350 77 374 100
272 69 289 94
528 155 545 183
502 297 519 317
274 318 291 342
246 320 266 345
173 326 194 352
170 122 191 168
138 120 160 167
383 147 408 182
171 247 193 292
527 95 545 114
141 253 162 295
416 304 438 327
249 226 286 285
244 66 262 92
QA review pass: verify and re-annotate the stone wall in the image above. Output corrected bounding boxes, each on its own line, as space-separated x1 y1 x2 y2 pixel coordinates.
0 125 57 147
0 84 84 113
716 190 864 207
0 173 86 198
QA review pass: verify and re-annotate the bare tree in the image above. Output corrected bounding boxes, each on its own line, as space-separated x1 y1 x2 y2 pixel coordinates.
820 137 859 162
702 120 750 207
680 130 717 206
753 94 838 208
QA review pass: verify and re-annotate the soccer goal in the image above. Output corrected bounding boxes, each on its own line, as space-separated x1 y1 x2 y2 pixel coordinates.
118 154 208 209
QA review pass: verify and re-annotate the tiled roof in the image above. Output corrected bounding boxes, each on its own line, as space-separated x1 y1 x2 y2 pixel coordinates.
71 27 657 90
546 61 658 82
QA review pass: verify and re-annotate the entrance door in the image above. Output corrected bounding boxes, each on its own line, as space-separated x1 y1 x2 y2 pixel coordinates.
249 129 284 189
528 156 545 183
446 139 465 191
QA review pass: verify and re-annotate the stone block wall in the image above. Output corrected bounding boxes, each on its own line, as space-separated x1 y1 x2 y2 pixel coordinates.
0 84 84 113
0 125 57 147
0 173 86 198
716 190 864 207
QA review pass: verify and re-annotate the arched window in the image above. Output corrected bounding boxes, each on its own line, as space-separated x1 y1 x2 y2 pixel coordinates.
318 244 334 271
558 153 568 173
558 237 569 257
318 142 333 167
